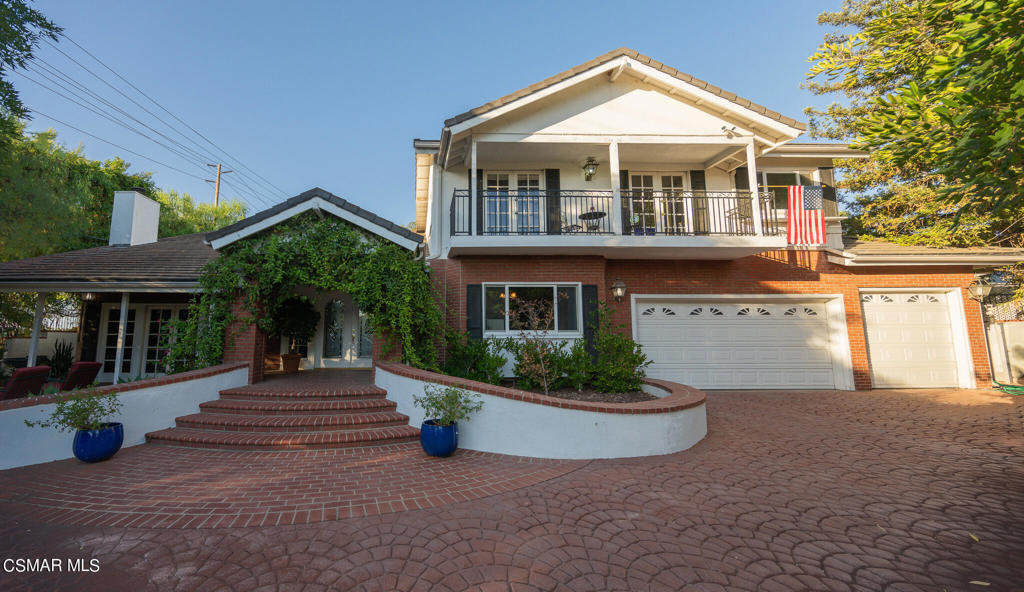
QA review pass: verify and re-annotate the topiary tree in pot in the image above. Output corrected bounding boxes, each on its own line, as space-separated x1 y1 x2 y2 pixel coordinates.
274 297 320 373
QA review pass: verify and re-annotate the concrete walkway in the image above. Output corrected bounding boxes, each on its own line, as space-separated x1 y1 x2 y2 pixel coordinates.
1 387 1021 591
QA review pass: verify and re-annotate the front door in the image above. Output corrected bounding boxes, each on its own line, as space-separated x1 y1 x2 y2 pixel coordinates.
318 295 373 368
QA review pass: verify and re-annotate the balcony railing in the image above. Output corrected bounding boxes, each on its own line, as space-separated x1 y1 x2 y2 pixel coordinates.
450 189 781 237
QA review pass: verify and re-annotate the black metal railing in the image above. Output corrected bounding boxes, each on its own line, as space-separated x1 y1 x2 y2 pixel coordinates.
451 189 615 235
451 189 782 237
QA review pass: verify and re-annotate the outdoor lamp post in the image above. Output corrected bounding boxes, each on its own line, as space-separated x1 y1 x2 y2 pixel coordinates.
611 278 627 302
582 157 599 181
967 277 993 302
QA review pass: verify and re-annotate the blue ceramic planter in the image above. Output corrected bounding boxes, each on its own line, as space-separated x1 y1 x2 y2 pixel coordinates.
420 420 458 457
72 422 124 463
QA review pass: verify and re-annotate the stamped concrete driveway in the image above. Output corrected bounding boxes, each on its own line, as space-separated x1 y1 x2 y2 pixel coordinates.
1 388 1022 591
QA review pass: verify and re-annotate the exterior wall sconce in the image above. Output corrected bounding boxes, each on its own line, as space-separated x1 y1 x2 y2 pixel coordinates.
582 157 599 181
611 278 627 302
967 277 993 302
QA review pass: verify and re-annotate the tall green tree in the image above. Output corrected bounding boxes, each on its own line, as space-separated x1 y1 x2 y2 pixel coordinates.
0 0 60 139
805 0 1024 248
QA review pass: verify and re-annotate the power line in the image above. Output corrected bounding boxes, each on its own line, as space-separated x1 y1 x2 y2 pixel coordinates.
40 40 283 206
56 34 291 199
26 109 212 181
17 67 278 209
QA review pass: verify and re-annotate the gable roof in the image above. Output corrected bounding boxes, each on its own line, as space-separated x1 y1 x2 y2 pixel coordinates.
205 187 423 251
444 47 806 132
0 233 214 290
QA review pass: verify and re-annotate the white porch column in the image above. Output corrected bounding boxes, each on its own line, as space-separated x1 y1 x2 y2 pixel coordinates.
26 292 47 367
745 140 764 235
609 141 622 235
470 138 478 236
112 292 130 383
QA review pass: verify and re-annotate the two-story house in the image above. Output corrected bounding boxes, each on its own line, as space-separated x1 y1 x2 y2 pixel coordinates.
414 48 1021 391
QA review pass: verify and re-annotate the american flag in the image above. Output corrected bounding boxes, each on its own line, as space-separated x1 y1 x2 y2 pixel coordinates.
787 185 826 245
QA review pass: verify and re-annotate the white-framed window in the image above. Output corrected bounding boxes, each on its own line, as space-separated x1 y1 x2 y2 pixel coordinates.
484 171 544 234
758 170 816 209
97 303 189 380
482 283 581 335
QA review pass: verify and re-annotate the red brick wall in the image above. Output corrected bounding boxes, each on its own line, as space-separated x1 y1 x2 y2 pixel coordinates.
221 298 265 384
433 251 990 390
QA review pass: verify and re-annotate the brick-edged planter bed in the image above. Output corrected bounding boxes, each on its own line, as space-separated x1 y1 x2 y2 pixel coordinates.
374 362 707 459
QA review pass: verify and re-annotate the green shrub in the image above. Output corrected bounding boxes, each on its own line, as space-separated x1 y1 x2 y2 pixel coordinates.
443 331 506 385
591 303 651 393
553 338 592 391
50 339 74 378
24 389 122 432
413 383 483 427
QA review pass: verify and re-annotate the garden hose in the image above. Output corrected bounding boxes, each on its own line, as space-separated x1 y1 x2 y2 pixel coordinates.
991 380 1024 395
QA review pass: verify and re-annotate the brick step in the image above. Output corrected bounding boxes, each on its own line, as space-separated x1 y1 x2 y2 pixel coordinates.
200 398 397 416
175 411 411 433
144 425 420 451
219 386 387 402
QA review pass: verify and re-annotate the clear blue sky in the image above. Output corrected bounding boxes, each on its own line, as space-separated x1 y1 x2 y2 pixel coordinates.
17 0 841 225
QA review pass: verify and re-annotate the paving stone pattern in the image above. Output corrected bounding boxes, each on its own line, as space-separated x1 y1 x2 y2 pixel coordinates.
1 387 1022 591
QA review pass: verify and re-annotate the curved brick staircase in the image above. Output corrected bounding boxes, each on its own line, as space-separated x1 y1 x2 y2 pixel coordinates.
145 369 419 450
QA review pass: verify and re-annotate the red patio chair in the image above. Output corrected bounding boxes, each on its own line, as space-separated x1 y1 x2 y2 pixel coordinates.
58 361 102 391
0 366 51 400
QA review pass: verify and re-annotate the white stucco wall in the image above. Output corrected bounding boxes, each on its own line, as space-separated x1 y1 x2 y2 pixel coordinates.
4 331 77 359
375 366 707 460
0 366 248 470
987 321 1024 383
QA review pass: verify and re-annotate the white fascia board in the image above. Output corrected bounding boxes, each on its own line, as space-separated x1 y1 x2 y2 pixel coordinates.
623 61 805 141
0 281 201 293
447 58 626 136
208 197 420 252
827 252 1024 267
449 56 805 143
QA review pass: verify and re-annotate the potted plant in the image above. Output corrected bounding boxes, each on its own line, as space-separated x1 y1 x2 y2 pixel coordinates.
25 389 124 463
413 384 483 457
274 297 320 373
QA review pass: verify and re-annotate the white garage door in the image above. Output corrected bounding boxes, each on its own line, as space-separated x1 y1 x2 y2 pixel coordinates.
861 292 959 388
635 300 837 389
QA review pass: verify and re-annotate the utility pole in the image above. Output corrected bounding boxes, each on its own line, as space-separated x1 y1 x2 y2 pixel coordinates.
205 163 233 207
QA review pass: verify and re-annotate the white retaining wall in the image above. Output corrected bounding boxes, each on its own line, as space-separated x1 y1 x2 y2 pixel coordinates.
0 366 248 470
375 366 707 460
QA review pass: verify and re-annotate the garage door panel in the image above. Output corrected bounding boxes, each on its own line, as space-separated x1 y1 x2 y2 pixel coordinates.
636 300 837 390
861 292 959 388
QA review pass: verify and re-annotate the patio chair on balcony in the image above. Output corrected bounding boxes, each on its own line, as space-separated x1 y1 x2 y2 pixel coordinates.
54 361 102 392
0 365 51 400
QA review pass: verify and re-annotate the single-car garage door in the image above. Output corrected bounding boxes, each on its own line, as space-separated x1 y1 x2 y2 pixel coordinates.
635 300 838 389
861 292 959 387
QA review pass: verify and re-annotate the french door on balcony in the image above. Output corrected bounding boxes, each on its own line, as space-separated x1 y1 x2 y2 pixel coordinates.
484 172 543 234
626 173 693 235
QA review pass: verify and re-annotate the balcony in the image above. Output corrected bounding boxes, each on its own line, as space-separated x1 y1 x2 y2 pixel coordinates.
447 189 785 259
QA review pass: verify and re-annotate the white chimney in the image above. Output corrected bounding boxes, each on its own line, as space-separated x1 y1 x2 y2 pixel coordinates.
109 190 160 246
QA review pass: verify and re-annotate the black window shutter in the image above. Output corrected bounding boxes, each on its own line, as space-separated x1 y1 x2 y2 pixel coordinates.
545 168 561 235
619 170 630 234
690 170 709 234
466 284 483 340
734 167 749 190
475 169 484 235
689 170 706 191
581 284 599 359
818 167 838 217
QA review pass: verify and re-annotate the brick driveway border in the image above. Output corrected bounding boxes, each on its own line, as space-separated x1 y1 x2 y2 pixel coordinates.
2 387 1022 591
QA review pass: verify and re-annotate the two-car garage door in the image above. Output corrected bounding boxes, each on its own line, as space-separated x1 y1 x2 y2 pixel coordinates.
635 292 966 390
635 300 839 389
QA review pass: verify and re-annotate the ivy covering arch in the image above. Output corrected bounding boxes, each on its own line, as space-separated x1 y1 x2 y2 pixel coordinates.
166 213 441 371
